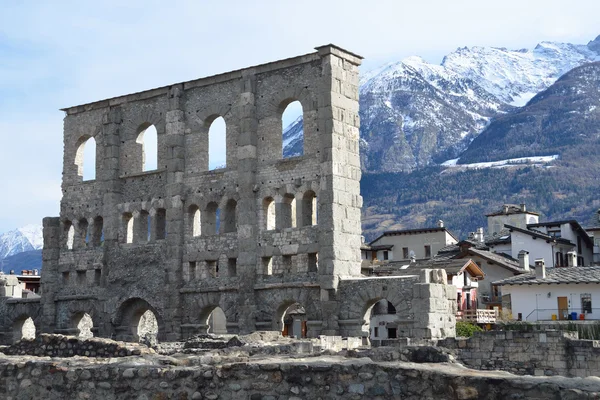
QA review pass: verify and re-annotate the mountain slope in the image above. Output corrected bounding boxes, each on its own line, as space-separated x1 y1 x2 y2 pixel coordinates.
459 62 600 164
356 35 600 174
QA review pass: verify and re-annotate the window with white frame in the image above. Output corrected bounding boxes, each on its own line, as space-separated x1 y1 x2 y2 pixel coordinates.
581 293 592 314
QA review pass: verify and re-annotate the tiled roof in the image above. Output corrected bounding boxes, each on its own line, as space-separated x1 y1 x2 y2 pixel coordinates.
376 258 483 277
466 248 528 274
370 227 458 244
494 266 600 286
486 204 540 217
505 224 574 246
527 220 594 248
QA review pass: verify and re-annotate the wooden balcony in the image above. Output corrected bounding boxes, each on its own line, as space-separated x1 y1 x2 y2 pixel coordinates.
456 309 497 324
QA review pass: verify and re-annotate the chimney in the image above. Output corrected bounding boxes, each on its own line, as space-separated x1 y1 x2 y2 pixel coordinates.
535 259 546 279
518 250 530 271
567 251 577 267
34 269 39 276
503 205 509 214
520 203 526 212
9 270 14 275
437 220 444 228
476 227 485 243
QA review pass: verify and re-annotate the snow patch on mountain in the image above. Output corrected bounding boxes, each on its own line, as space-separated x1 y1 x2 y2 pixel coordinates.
18 224 43 250
282 116 304 158
0 224 43 260
442 155 559 170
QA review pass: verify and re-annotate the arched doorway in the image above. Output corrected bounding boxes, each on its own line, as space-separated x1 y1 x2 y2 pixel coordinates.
114 298 162 343
198 306 228 334
363 299 398 340
277 302 307 339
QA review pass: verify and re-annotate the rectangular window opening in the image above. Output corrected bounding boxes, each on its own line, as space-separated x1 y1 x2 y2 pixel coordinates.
383 251 389 261
424 245 431 258
189 261 197 280
307 253 318 273
76 270 87 286
402 247 409 259
262 257 273 276
94 269 101 285
62 271 70 284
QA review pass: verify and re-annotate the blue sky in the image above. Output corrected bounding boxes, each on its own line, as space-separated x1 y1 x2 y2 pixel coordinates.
0 0 599 233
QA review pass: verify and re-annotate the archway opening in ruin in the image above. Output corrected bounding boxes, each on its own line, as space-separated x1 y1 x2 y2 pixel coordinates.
114 298 162 343
201 306 228 334
208 116 226 170
137 124 158 172
363 299 398 341
13 316 36 343
263 197 276 230
155 208 167 240
281 100 303 158
276 302 307 338
74 312 94 339
123 213 133 243
76 136 97 181
65 221 75 250
189 205 201 237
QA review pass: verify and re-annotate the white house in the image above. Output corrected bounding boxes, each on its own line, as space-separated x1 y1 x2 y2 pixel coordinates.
363 223 458 263
495 261 600 322
486 204 540 235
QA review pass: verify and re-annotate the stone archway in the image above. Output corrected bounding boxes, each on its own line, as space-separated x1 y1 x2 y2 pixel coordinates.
113 298 164 343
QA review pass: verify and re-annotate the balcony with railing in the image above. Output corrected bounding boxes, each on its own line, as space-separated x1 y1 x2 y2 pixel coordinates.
456 309 498 324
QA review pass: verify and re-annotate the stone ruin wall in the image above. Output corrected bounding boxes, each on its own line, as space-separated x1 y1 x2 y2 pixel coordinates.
2 355 599 400
0 45 457 344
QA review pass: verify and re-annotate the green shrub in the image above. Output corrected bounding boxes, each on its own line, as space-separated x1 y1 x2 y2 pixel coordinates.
456 321 483 337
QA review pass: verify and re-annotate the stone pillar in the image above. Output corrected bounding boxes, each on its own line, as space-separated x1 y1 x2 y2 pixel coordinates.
164 84 186 341
235 71 259 334
315 45 363 334
39 217 61 335
98 106 125 337
411 269 457 339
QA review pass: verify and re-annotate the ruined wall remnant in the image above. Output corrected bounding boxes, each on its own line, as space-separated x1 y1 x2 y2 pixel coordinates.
0 45 457 343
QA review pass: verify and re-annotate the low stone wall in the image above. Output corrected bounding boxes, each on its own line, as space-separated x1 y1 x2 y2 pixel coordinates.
1 334 154 358
1 353 599 399
440 329 600 377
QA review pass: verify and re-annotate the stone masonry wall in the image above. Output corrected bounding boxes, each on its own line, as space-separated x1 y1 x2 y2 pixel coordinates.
0 45 459 345
440 329 600 377
1 355 599 400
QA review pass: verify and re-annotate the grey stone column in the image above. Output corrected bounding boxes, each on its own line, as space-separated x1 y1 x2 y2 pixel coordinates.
39 217 61 336
235 71 259 334
164 84 186 340
99 106 124 337
315 45 363 334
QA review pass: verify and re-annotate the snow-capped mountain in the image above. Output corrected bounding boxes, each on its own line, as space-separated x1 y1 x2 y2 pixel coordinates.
0 225 43 260
354 35 600 173
282 116 304 158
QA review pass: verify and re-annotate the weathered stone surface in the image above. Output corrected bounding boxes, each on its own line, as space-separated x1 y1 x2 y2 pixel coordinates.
0 45 457 346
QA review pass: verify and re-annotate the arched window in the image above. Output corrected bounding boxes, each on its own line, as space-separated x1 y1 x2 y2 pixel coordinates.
203 202 219 235
189 205 201 237
263 197 275 230
137 309 158 344
301 191 317 226
123 213 133 244
208 117 226 170
223 199 237 233
282 101 303 158
137 124 158 172
278 194 296 229
75 136 97 181
65 221 74 250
